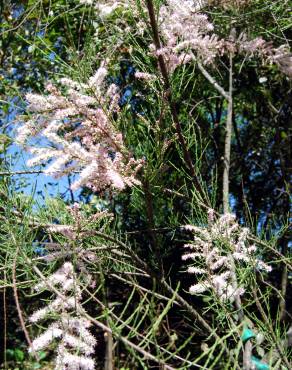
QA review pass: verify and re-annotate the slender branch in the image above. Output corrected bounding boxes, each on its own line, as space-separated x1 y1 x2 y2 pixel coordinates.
279 238 288 320
223 53 233 214
252 287 290 369
104 286 114 370
197 61 230 100
142 179 160 255
26 258 177 370
0 170 80 176
104 329 113 370
142 179 165 280
222 55 245 330
3 270 7 369
242 341 253 370
0 170 48 176
83 286 203 368
220 52 251 369
12 244 39 360
145 0 207 202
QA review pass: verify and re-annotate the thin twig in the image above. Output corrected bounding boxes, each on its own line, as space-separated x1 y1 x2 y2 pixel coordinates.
145 0 208 203
104 287 114 370
83 286 204 368
3 270 7 370
219 50 250 369
252 287 291 369
196 61 230 100
0 170 80 176
12 244 39 360
142 179 160 256
223 53 233 214
26 258 177 370
279 236 289 320
111 273 179 305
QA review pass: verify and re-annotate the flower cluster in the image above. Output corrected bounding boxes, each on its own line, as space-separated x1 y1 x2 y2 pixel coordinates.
16 64 143 192
134 71 156 81
29 262 96 370
154 0 223 71
152 0 292 77
236 34 292 77
182 212 271 302
80 0 128 18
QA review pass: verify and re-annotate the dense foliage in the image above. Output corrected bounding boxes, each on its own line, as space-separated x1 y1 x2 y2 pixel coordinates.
0 0 291 369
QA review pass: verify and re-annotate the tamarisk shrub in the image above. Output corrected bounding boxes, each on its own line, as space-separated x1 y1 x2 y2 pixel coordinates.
9 0 291 368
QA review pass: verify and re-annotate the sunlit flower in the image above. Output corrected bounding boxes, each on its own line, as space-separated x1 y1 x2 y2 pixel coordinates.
16 65 142 192
29 262 96 370
182 212 272 302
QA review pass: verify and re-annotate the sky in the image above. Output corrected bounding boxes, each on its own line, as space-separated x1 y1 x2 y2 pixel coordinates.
7 143 72 201
1 97 76 203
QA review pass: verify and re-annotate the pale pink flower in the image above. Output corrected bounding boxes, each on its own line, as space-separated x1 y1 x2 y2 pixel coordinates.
182 211 271 302
135 71 156 81
190 282 210 294
88 65 107 89
80 0 94 4
210 256 228 270
187 266 206 274
257 260 272 273
154 0 223 72
29 262 96 369
97 3 122 17
56 351 95 370
16 65 142 193
151 0 292 77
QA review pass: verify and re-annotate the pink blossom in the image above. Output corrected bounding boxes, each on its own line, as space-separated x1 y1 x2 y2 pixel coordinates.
155 0 223 72
135 71 156 81
16 65 142 193
29 262 96 369
182 211 271 302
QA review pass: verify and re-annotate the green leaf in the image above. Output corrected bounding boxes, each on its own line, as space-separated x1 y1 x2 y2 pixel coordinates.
14 348 25 362
33 363 42 369
5 349 15 359
280 131 288 140
38 351 47 360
